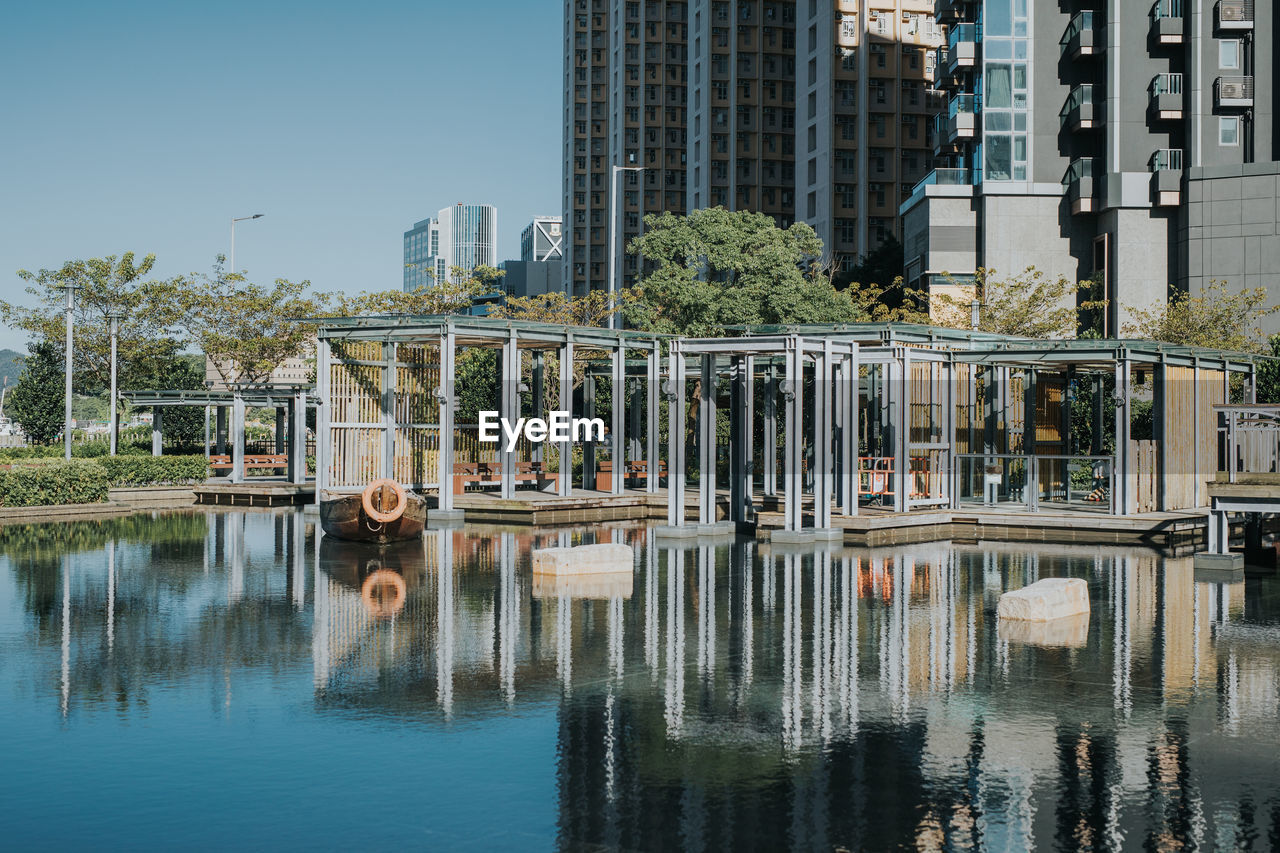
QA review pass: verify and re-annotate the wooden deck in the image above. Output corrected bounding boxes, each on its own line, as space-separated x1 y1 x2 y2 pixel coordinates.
755 505 1210 549
195 479 316 507
448 487 672 525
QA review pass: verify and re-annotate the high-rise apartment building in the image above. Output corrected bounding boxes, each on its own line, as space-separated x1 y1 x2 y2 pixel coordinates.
903 0 1278 334
797 1 944 263
687 1 798 225
402 203 498 291
566 1 946 296
563 0 689 297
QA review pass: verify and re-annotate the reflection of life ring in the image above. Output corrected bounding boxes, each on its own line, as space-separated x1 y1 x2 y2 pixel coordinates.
361 569 407 619
362 479 406 523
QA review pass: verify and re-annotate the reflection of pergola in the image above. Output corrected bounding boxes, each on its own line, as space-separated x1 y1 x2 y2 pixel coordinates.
314 315 669 511
121 387 316 483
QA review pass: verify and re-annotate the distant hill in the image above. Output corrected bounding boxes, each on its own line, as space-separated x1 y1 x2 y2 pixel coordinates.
0 349 21 387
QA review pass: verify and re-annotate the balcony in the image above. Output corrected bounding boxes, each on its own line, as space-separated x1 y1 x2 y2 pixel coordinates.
936 0 970 21
945 94 978 142
1149 73 1183 119
1215 76 1254 109
1150 149 1183 206
1150 0 1184 44
1063 158 1096 215
907 167 972 205
945 24 977 75
1216 0 1254 30
1061 12 1101 60
1060 84 1100 132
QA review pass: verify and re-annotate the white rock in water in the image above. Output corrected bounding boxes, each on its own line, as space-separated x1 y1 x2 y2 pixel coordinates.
997 577 1090 622
532 543 633 575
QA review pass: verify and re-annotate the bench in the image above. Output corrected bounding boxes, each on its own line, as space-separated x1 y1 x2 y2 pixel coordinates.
453 461 559 494
594 459 667 491
209 453 289 473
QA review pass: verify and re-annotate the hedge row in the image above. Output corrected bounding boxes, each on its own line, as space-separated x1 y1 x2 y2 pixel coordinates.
0 460 110 507
0 455 212 507
96 455 209 487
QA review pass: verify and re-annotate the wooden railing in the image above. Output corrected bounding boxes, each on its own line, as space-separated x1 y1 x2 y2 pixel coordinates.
1216 404 1280 483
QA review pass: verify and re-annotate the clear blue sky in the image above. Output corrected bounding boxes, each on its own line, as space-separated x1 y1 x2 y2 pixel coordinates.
0 0 562 352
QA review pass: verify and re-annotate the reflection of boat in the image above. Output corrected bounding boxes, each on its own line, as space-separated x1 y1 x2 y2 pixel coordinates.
320 479 427 544
318 536 426 620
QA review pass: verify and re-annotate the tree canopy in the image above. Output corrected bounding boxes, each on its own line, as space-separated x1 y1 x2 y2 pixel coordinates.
1 252 183 392
7 341 65 444
154 259 329 388
931 266 1101 338
1122 281 1278 352
626 208 862 336
336 265 503 316
491 288 633 327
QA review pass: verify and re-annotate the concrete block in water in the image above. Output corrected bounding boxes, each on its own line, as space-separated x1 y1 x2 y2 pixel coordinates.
997 578 1090 622
532 543 633 575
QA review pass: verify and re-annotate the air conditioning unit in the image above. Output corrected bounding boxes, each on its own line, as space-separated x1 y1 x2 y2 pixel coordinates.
1220 3 1246 22
1220 81 1245 99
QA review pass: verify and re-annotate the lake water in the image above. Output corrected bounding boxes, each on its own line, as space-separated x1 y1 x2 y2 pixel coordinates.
1 510 1279 850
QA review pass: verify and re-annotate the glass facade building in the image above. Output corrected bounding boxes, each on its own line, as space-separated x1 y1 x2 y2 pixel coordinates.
402 203 497 291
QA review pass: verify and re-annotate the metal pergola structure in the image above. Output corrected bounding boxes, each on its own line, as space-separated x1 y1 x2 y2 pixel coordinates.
671 325 1263 535
313 315 670 509
121 386 316 484
309 315 1265 532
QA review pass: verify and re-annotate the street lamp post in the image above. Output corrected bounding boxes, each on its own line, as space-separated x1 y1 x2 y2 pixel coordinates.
56 284 79 460
106 312 123 456
608 165 644 331
230 213 264 273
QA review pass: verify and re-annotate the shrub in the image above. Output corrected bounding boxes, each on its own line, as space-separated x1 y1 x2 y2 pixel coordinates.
95 455 209 487
0 460 110 507
72 441 110 458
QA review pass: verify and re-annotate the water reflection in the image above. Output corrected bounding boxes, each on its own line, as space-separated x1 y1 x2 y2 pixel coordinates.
2 511 1279 848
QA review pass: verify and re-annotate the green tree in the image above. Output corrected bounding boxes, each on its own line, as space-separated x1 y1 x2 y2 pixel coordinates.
337 265 501 316
7 341 65 444
837 235 905 293
1255 335 1280 404
1122 281 1278 352
1 253 184 393
627 208 862 336
157 258 330 387
491 288 635 327
932 266 1101 338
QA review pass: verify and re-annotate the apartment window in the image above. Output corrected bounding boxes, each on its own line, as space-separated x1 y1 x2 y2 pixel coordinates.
1219 39 1240 69
835 218 856 244
1220 116 1240 146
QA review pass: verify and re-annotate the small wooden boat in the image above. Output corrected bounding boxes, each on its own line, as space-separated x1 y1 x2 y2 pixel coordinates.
320 479 427 544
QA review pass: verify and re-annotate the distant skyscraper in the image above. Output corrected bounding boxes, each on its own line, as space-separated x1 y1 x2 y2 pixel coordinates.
503 216 567 299
521 216 565 262
403 203 498 291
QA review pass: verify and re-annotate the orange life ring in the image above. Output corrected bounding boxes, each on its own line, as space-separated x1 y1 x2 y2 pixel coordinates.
361 478 407 524
361 569 407 619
